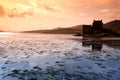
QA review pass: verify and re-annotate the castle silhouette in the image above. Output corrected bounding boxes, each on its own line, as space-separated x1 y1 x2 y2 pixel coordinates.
83 20 103 36
82 20 118 37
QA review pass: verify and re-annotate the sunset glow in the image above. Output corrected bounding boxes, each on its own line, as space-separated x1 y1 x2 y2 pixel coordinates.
0 0 119 31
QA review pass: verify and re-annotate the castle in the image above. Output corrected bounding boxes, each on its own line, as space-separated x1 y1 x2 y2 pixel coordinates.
83 20 104 36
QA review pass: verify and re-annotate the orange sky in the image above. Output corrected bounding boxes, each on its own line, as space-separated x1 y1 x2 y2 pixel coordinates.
0 0 120 31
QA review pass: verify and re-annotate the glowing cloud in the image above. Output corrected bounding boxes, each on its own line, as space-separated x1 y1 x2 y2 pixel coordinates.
0 4 6 17
8 8 34 18
0 0 120 31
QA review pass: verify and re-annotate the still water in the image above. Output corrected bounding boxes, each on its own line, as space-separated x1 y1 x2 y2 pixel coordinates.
0 33 120 80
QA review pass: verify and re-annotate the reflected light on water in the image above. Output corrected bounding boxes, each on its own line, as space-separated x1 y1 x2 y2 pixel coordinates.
0 32 15 37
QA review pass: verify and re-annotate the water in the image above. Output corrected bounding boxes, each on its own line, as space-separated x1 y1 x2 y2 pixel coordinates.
0 33 120 80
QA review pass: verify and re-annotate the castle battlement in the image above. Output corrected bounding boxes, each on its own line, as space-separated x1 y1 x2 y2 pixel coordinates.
83 20 103 36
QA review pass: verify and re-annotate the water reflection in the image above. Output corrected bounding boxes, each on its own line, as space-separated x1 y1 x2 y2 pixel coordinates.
92 43 102 52
82 39 103 52
82 37 120 52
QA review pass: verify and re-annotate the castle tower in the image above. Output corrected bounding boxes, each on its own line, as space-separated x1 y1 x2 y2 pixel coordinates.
92 20 103 30
83 25 92 35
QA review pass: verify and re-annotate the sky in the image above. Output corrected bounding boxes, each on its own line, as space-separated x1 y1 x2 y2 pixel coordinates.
0 0 120 31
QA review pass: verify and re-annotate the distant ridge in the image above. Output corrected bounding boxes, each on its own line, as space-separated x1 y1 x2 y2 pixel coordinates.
104 20 120 33
22 20 120 35
22 25 83 34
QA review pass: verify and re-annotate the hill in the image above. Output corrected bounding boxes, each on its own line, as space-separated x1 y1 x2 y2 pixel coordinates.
23 25 82 34
104 20 120 33
22 20 120 35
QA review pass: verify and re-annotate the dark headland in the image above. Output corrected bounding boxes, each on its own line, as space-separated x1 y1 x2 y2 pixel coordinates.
83 20 120 37
22 20 120 37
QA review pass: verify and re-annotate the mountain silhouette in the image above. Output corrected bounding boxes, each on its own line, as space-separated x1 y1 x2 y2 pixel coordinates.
104 20 120 33
22 20 120 35
22 25 82 34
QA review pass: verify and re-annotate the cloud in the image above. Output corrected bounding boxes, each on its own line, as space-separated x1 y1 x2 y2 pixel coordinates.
100 8 120 19
78 13 86 16
1 0 120 19
6 3 35 18
103 13 118 19
31 0 63 13
0 4 6 17
56 0 120 11
100 8 120 13
0 3 34 18
26 0 120 20
93 0 113 5
43 5 61 13
8 8 34 18
67 0 119 6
